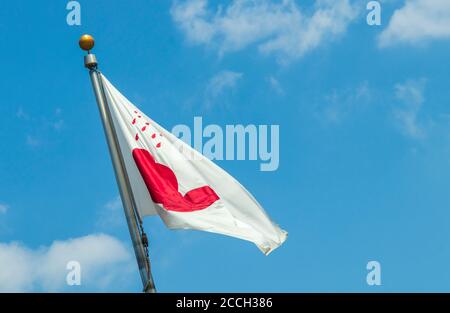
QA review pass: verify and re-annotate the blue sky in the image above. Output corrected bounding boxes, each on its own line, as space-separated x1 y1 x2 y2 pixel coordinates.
1 0 450 292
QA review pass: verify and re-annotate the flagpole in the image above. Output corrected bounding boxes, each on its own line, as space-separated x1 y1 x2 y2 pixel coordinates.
79 35 156 293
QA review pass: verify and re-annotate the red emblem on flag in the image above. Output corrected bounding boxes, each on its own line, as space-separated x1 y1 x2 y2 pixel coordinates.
133 148 219 212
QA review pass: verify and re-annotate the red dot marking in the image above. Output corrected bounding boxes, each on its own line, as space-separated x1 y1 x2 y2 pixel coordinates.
151 133 156 139
135 133 139 141
156 143 161 148
132 118 136 125
138 115 142 118
134 111 138 114
142 126 147 132
145 122 150 126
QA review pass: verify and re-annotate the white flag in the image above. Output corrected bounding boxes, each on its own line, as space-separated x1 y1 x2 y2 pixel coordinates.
101 74 287 255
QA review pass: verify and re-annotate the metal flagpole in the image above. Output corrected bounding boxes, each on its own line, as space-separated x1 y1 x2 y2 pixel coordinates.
79 34 156 293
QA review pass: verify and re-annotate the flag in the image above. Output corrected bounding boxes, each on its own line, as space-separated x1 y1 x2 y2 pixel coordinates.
101 74 287 255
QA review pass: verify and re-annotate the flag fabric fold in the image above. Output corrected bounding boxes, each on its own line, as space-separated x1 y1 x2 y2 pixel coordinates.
101 74 287 255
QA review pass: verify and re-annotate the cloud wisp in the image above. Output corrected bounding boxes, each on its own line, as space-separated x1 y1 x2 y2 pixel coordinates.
16 107 65 148
267 76 285 95
96 196 125 231
0 204 8 214
317 81 372 124
392 79 427 139
204 70 243 107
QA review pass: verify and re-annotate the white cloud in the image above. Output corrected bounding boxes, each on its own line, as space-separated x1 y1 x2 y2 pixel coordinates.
393 79 427 139
0 204 8 214
205 70 243 107
0 234 135 292
379 0 450 47
171 0 359 62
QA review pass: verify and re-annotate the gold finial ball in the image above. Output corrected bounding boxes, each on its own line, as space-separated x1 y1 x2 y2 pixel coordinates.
79 34 95 51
